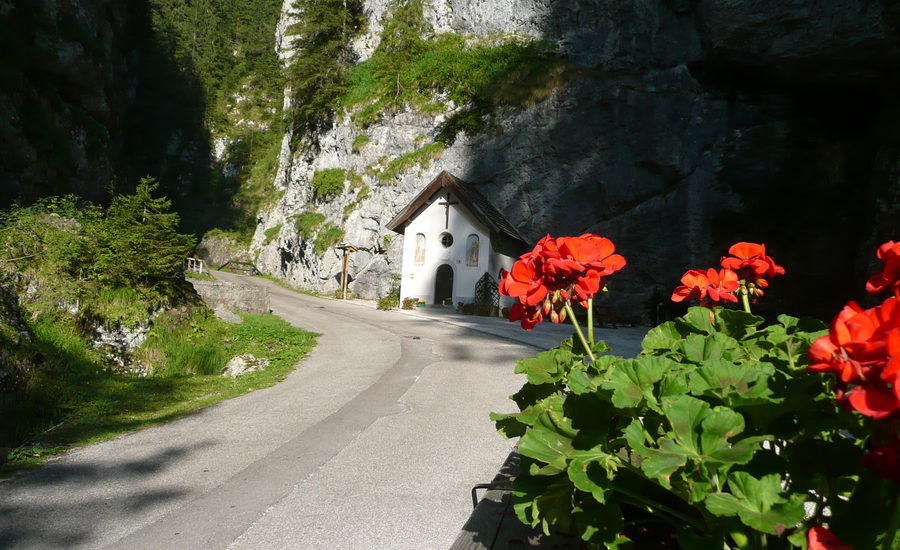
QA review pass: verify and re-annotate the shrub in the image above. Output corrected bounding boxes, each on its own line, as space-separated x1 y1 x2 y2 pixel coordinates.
377 296 399 310
352 135 370 152
263 224 282 244
377 142 445 181
294 212 326 238
313 223 345 255
311 168 346 200
401 297 417 309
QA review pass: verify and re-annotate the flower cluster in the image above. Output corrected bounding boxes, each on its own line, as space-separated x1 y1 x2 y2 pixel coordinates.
499 234 625 330
866 240 900 298
672 242 784 310
809 239 900 494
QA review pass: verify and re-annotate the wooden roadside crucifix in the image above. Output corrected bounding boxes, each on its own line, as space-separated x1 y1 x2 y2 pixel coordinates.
335 243 358 299
438 192 458 229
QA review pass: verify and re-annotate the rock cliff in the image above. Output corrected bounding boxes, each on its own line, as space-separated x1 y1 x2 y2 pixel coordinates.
254 0 900 320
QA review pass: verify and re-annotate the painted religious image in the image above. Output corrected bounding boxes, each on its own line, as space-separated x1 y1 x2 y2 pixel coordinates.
466 234 479 266
414 233 425 265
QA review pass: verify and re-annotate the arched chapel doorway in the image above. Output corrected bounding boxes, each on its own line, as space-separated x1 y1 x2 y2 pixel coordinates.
434 264 454 304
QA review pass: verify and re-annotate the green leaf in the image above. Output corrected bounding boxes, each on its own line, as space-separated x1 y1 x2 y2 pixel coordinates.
567 362 599 395
567 447 616 503
600 356 676 411
688 359 777 407
518 396 576 473
677 307 716 334
714 308 765 339
573 495 624 545
489 411 527 439
515 349 569 385
642 322 683 354
510 382 558 411
704 472 805 534
512 475 577 535
682 332 739 363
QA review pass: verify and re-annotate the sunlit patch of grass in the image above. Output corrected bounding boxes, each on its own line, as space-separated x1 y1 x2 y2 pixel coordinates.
1 313 317 476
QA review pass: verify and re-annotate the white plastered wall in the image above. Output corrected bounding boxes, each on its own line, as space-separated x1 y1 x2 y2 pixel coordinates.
400 196 518 305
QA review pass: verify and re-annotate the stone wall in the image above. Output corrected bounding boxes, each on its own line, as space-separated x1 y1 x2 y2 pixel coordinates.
189 279 271 316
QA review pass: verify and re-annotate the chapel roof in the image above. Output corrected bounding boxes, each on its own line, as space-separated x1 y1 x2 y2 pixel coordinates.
385 171 529 250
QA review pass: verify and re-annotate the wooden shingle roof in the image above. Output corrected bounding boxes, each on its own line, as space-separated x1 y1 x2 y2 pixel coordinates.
385 171 529 252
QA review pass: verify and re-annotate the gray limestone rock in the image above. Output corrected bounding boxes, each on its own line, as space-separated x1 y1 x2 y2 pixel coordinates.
221 354 270 378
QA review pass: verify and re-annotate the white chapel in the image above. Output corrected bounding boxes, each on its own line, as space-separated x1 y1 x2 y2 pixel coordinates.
386 171 529 306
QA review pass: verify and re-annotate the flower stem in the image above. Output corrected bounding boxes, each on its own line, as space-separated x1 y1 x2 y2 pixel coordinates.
565 302 595 362
613 484 705 532
587 298 594 347
881 486 900 550
741 287 752 314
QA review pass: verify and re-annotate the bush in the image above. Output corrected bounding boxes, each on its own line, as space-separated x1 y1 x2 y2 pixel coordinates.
377 296 399 310
294 211 326 238
311 168 346 201
313 223 345 255
401 297 418 309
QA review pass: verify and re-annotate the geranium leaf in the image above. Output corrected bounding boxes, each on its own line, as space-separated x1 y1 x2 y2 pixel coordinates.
573 495 623 545
489 411 528 438
682 332 738 363
516 349 567 385
677 307 716 334
704 472 805 534
642 322 682 354
688 359 777 407
567 447 615 503
715 308 765 339
511 382 558 411
600 356 674 411
568 362 598 395
518 396 575 472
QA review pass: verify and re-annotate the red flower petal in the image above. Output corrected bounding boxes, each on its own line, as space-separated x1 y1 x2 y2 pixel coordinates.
808 526 853 550
847 386 900 419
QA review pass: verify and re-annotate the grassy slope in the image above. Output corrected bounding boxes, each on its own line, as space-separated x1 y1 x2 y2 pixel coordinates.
2 312 317 475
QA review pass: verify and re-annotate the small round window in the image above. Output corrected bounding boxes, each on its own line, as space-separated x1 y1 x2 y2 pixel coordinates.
440 232 454 248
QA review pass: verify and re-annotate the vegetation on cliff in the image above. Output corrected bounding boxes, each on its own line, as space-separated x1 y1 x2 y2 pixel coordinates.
0 184 316 472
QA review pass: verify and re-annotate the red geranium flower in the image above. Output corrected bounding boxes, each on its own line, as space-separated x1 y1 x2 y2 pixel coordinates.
807 526 853 550
866 240 900 298
671 270 710 303
500 234 626 330
705 268 740 304
809 297 900 419
671 268 739 305
862 439 900 483
720 242 785 296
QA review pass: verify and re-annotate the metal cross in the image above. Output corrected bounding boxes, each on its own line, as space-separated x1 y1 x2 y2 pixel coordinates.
438 192 458 229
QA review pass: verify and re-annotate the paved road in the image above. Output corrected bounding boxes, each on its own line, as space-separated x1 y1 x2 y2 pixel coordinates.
0 273 645 550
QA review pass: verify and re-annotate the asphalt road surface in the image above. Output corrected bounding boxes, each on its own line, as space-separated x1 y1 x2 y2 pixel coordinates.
0 273 643 550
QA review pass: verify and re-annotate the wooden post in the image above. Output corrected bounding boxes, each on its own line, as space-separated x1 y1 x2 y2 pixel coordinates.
336 244 357 300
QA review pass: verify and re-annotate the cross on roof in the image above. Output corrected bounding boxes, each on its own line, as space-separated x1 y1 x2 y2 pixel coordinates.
438 192 458 229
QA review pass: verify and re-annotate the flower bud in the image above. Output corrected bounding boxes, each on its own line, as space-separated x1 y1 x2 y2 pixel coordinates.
550 309 560 323
559 307 567 322
542 297 552 316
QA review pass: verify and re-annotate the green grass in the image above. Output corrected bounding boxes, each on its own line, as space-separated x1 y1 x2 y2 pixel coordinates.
264 224 282 244
294 211 326 238
1 312 317 475
85 286 151 327
341 22 571 139
184 270 216 281
352 134 370 152
377 142 445 181
313 223 345 255
311 168 346 200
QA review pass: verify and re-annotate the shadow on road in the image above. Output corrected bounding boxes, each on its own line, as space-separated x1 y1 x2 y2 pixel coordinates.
0 440 216 548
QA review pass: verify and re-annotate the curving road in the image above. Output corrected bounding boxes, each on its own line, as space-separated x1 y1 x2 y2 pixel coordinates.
0 272 643 550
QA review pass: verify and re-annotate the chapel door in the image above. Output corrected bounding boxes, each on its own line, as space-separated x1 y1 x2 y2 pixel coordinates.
434 264 454 305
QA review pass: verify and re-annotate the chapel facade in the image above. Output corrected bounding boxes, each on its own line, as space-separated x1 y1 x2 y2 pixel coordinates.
386 171 529 306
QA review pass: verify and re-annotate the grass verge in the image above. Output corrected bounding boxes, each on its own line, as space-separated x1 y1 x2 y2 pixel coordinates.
1 312 317 476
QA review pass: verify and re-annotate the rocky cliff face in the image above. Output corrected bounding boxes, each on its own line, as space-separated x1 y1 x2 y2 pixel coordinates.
257 1 900 319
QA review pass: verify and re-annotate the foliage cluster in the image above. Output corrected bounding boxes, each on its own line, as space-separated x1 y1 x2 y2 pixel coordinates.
0 180 195 325
285 0 365 137
341 0 570 142
377 296 399 310
352 135 371 152
311 168 348 200
294 212 327 238
491 305 900 548
3 311 316 469
314 224 345 255
264 224 282 245
401 297 418 310
376 143 445 182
